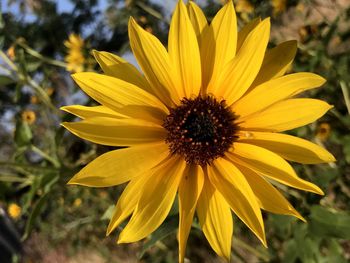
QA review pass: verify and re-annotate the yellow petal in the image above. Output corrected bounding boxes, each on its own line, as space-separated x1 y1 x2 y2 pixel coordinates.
238 131 335 164
201 1 237 89
92 50 152 94
228 143 324 194
209 18 270 105
118 157 186 243
62 117 166 146
169 0 201 98
209 159 266 246
234 73 326 118
61 105 126 119
107 175 150 235
67 142 169 187
72 72 169 119
240 99 333 132
251 40 298 88
187 1 208 43
128 18 180 106
178 164 204 263
72 72 160 109
196 176 233 261
236 164 305 221
237 17 261 52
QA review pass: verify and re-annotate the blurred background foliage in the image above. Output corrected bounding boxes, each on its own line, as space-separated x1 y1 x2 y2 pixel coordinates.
0 0 349 262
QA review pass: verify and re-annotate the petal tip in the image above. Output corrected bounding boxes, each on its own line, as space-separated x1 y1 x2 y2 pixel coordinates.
67 177 78 185
60 106 69 112
106 226 113 236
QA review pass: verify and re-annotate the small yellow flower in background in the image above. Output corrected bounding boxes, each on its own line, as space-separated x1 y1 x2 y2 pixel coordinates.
64 33 85 73
139 16 148 24
73 198 82 207
235 0 254 14
99 190 108 199
30 95 39 104
145 26 153 33
8 203 21 220
271 0 287 16
22 110 36 124
296 2 305 13
62 1 335 262
7 45 16 60
46 87 55 96
316 123 331 142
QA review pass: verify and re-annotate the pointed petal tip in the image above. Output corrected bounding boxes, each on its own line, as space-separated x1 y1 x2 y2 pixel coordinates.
261 237 268 248
116 235 129 244
128 16 137 27
60 122 67 128
328 154 336 163
67 178 78 185
106 226 113 236
295 212 307 223
60 106 68 112
91 49 99 57
316 188 325 196
288 207 307 222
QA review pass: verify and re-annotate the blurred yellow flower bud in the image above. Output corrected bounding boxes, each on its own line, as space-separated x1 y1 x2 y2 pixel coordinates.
8 203 21 220
7 45 16 60
316 123 331 141
74 198 82 207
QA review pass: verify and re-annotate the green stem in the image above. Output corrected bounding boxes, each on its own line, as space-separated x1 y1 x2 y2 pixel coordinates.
0 64 13 75
30 145 61 168
233 237 270 262
0 50 18 70
25 75 59 113
340 81 350 115
0 162 59 172
17 41 67 68
135 2 168 23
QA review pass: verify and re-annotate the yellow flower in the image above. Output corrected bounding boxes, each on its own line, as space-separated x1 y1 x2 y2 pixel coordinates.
8 203 21 219
46 87 55 96
271 0 286 16
7 45 16 60
316 123 331 141
22 110 36 124
30 95 38 104
61 1 335 262
64 33 85 73
235 0 254 14
73 198 82 207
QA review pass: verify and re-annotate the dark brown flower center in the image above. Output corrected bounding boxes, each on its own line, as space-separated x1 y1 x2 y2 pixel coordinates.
162 96 239 166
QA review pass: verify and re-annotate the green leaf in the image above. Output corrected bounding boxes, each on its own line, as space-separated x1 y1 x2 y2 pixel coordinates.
22 192 48 240
139 215 178 259
284 240 298 263
14 121 33 147
0 75 15 86
315 239 347 263
309 205 350 239
101 205 114 221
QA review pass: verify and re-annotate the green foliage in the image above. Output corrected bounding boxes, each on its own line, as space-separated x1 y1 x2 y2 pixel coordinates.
0 0 350 262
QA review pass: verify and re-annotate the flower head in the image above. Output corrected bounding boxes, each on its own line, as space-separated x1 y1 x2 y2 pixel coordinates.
8 203 21 220
62 1 335 262
7 45 16 60
64 33 85 73
271 0 287 16
316 122 331 141
22 110 36 124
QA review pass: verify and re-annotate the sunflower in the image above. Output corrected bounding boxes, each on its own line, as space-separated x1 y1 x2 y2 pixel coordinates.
64 33 85 73
61 1 335 262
